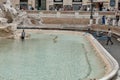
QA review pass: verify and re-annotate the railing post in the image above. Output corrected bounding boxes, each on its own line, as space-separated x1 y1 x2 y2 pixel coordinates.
57 11 61 17
90 0 93 25
75 12 79 18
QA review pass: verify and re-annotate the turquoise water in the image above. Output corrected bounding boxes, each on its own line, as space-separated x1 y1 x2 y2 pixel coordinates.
0 33 105 80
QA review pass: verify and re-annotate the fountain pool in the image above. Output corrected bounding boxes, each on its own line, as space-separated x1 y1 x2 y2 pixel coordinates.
0 30 118 80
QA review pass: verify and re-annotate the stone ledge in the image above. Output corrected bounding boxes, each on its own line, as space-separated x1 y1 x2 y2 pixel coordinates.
87 34 119 80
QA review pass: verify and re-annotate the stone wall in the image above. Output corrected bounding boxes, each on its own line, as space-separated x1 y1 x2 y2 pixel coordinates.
42 17 90 24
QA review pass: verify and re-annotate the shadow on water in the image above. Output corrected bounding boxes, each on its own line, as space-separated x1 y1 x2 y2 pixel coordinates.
20 37 25 42
53 36 58 43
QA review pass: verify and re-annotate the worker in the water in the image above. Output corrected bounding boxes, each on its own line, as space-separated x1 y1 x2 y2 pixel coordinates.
21 29 25 40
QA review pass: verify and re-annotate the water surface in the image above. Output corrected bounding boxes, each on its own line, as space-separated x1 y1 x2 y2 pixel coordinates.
0 33 105 80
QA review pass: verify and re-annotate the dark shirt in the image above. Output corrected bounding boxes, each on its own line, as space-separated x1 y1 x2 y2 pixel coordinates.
21 31 25 37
